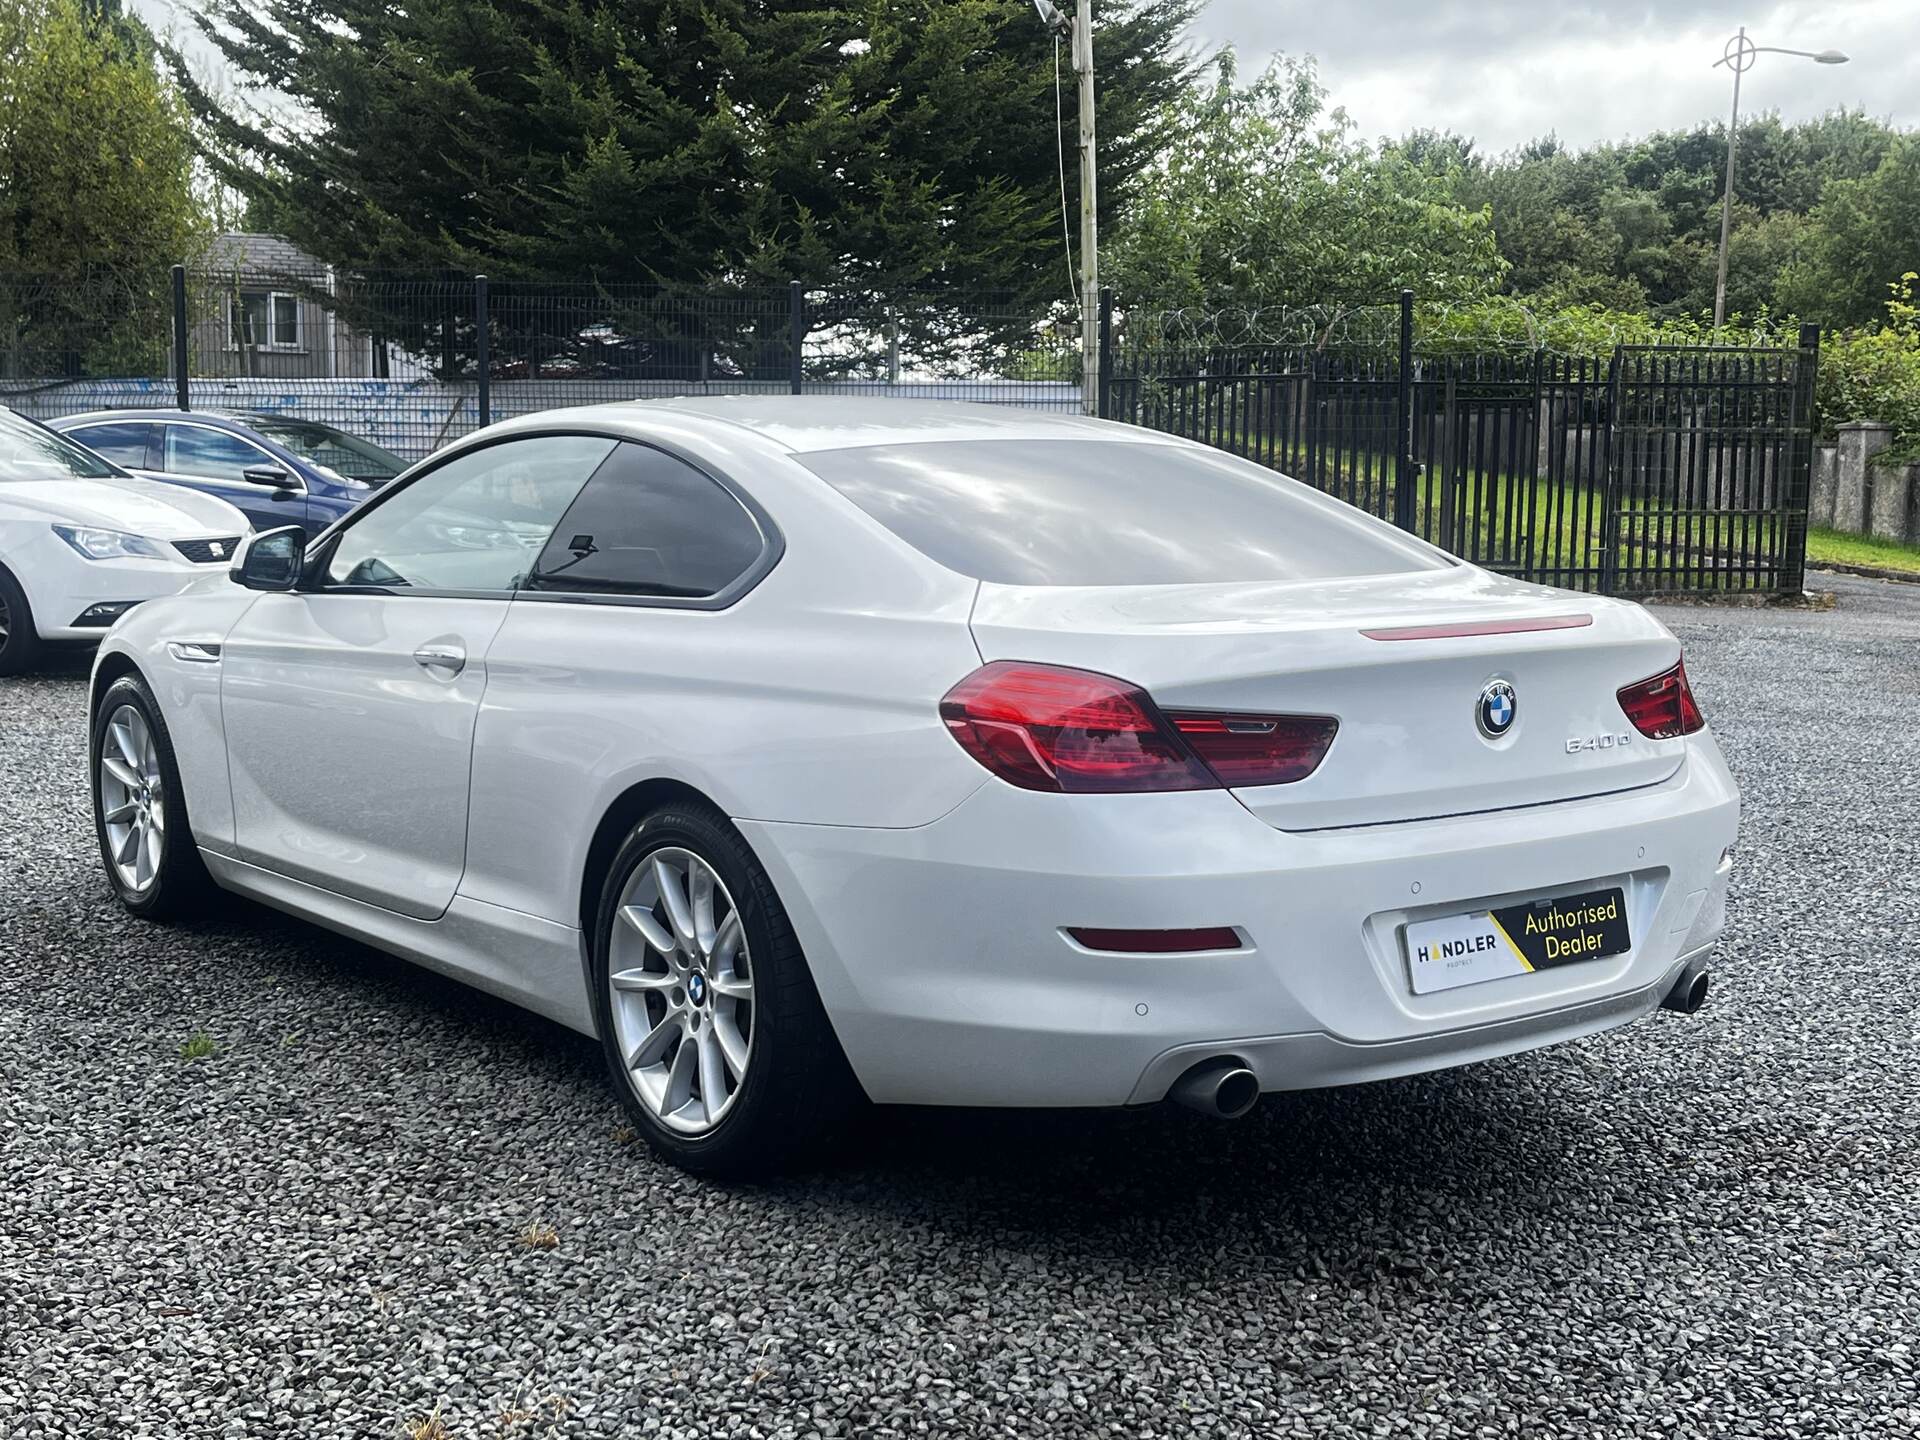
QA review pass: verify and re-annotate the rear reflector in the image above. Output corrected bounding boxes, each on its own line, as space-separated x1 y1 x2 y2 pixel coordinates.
1166 712 1338 786
1362 614 1593 641
940 661 1339 793
1617 658 1706 738
1068 926 1243 954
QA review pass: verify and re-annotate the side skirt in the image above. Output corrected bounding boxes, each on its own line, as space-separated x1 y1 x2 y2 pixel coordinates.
201 849 597 1037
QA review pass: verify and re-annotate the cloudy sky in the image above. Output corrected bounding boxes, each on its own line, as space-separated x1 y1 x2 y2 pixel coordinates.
1189 0 1920 153
137 0 1918 157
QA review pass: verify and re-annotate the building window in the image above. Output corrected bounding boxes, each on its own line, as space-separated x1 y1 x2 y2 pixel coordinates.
231 291 300 350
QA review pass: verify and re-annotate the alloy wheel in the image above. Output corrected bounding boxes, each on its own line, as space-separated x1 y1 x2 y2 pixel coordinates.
98 704 165 892
608 846 756 1135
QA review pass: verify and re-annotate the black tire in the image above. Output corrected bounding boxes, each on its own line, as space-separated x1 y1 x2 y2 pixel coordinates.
591 802 860 1178
0 565 44 676
91 673 216 920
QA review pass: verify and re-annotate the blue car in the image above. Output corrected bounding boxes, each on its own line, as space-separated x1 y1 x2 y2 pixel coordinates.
50 410 407 539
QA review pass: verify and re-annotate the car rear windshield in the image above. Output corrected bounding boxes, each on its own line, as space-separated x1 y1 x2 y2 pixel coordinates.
0 408 123 482
797 438 1450 586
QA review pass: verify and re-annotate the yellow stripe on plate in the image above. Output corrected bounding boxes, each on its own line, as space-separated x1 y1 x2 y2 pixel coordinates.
1489 915 1535 973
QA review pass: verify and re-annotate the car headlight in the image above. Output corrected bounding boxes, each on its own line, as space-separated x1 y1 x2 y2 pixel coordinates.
51 524 169 560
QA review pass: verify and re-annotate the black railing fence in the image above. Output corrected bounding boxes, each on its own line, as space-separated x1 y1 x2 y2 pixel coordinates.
0 268 1818 595
1103 300 1821 596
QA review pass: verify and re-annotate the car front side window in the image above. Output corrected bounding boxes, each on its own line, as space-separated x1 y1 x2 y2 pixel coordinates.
163 425 278 482
322 434 619 594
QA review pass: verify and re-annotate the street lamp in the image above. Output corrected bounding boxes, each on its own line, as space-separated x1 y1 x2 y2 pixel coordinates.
1711 28 1848 332
1034 0 1097 414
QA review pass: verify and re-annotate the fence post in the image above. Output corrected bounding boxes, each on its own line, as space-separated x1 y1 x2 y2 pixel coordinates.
170 264 190 411
1782 321 1821 595
1599 348 1624 595
1393 288 1416 531
789 281 804 395
473 275 491 428
1097 287 1114 419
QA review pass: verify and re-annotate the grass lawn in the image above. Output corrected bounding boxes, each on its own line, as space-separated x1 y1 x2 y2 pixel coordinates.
1806 527 1920 576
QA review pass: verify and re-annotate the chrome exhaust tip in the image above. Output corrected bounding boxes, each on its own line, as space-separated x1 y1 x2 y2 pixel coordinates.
1168 1059 1260 1119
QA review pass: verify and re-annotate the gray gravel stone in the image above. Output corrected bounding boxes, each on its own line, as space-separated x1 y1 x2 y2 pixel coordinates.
2 577 1918 1437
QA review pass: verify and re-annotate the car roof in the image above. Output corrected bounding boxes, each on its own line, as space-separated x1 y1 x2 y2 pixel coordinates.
617 396 1185 455
56 409 244 427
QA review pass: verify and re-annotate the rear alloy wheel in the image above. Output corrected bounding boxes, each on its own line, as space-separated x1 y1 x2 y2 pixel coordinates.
609 846 757 1134
91 674 213 919
0 566 43 676
593 804 857 1177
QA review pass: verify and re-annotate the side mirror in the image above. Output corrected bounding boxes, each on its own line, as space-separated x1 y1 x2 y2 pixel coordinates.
243 463 298 489
231 526 305 592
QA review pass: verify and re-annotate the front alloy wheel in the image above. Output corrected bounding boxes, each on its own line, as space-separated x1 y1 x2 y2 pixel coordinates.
608 846 756 1134
91 673 213 919
98 704 166 893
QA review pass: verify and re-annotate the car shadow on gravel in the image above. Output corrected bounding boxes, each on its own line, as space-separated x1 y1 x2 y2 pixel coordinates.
137 892 1662 1277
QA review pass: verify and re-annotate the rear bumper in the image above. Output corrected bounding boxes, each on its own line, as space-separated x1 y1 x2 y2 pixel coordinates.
740 734 1738 1109
1126 942 1711 1103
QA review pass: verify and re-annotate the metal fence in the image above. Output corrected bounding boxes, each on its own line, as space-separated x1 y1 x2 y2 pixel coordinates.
0 267 1818 595
1103 299 1821 596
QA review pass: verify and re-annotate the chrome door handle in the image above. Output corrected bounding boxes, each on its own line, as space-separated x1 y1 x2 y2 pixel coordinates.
412 643 466 675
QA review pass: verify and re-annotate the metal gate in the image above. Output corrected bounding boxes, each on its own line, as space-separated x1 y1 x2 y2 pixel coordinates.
1104 325 1820 596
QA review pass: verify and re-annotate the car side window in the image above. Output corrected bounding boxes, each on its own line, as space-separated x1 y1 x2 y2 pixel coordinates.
70 422 155 468
163 425 274 482
324 434 618 593
524 443 767 599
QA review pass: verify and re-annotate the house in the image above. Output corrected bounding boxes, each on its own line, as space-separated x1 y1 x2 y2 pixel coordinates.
196 233 386 379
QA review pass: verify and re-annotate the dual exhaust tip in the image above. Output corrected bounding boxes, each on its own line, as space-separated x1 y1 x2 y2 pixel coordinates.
1171 964 1712 1119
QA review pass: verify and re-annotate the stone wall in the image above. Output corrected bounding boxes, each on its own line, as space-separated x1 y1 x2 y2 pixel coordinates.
1813 421 1919 545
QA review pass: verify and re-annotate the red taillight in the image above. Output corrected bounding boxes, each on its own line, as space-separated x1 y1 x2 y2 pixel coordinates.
939 662 1213 793
1617 658 1706 739
939 661 1338 793
1165 712 1338 786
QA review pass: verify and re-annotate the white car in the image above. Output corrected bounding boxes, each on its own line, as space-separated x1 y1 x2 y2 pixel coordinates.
88 399 1738 1175
0 408 251 674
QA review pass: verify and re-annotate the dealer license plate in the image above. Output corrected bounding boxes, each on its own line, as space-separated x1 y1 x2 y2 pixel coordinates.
1404 886 1630 995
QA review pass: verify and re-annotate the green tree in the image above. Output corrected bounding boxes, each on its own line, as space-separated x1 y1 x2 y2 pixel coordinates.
177 0 1196 301
1106 53 1506 311
1787 137 1920 326
0 0 205 372
1448 110 1904 323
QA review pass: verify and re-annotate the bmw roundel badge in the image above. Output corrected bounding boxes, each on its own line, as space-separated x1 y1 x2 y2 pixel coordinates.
1477 679 1517 739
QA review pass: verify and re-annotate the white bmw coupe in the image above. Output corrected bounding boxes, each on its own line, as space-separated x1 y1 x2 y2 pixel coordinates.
89 399 1737 1175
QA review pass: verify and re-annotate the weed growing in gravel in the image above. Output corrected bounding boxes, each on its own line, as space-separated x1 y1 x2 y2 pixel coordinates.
178 1031 218 1061
611 1124 637 1145
515 1221 560 1250
405 1405 452 1440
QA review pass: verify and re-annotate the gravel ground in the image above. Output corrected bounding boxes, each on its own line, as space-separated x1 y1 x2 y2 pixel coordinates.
2 575 1918 1439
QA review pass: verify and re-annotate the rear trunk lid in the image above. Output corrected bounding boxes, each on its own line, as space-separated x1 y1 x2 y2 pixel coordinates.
967 566 1686 830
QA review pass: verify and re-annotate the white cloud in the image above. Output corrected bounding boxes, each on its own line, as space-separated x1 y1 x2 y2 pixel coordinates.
1189 0 1920 152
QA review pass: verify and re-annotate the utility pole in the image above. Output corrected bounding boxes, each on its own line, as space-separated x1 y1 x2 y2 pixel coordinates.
1073 0 1098 416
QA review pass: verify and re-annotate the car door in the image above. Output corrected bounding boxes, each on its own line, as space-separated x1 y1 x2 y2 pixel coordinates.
152 423 309 534
220 432 619 919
